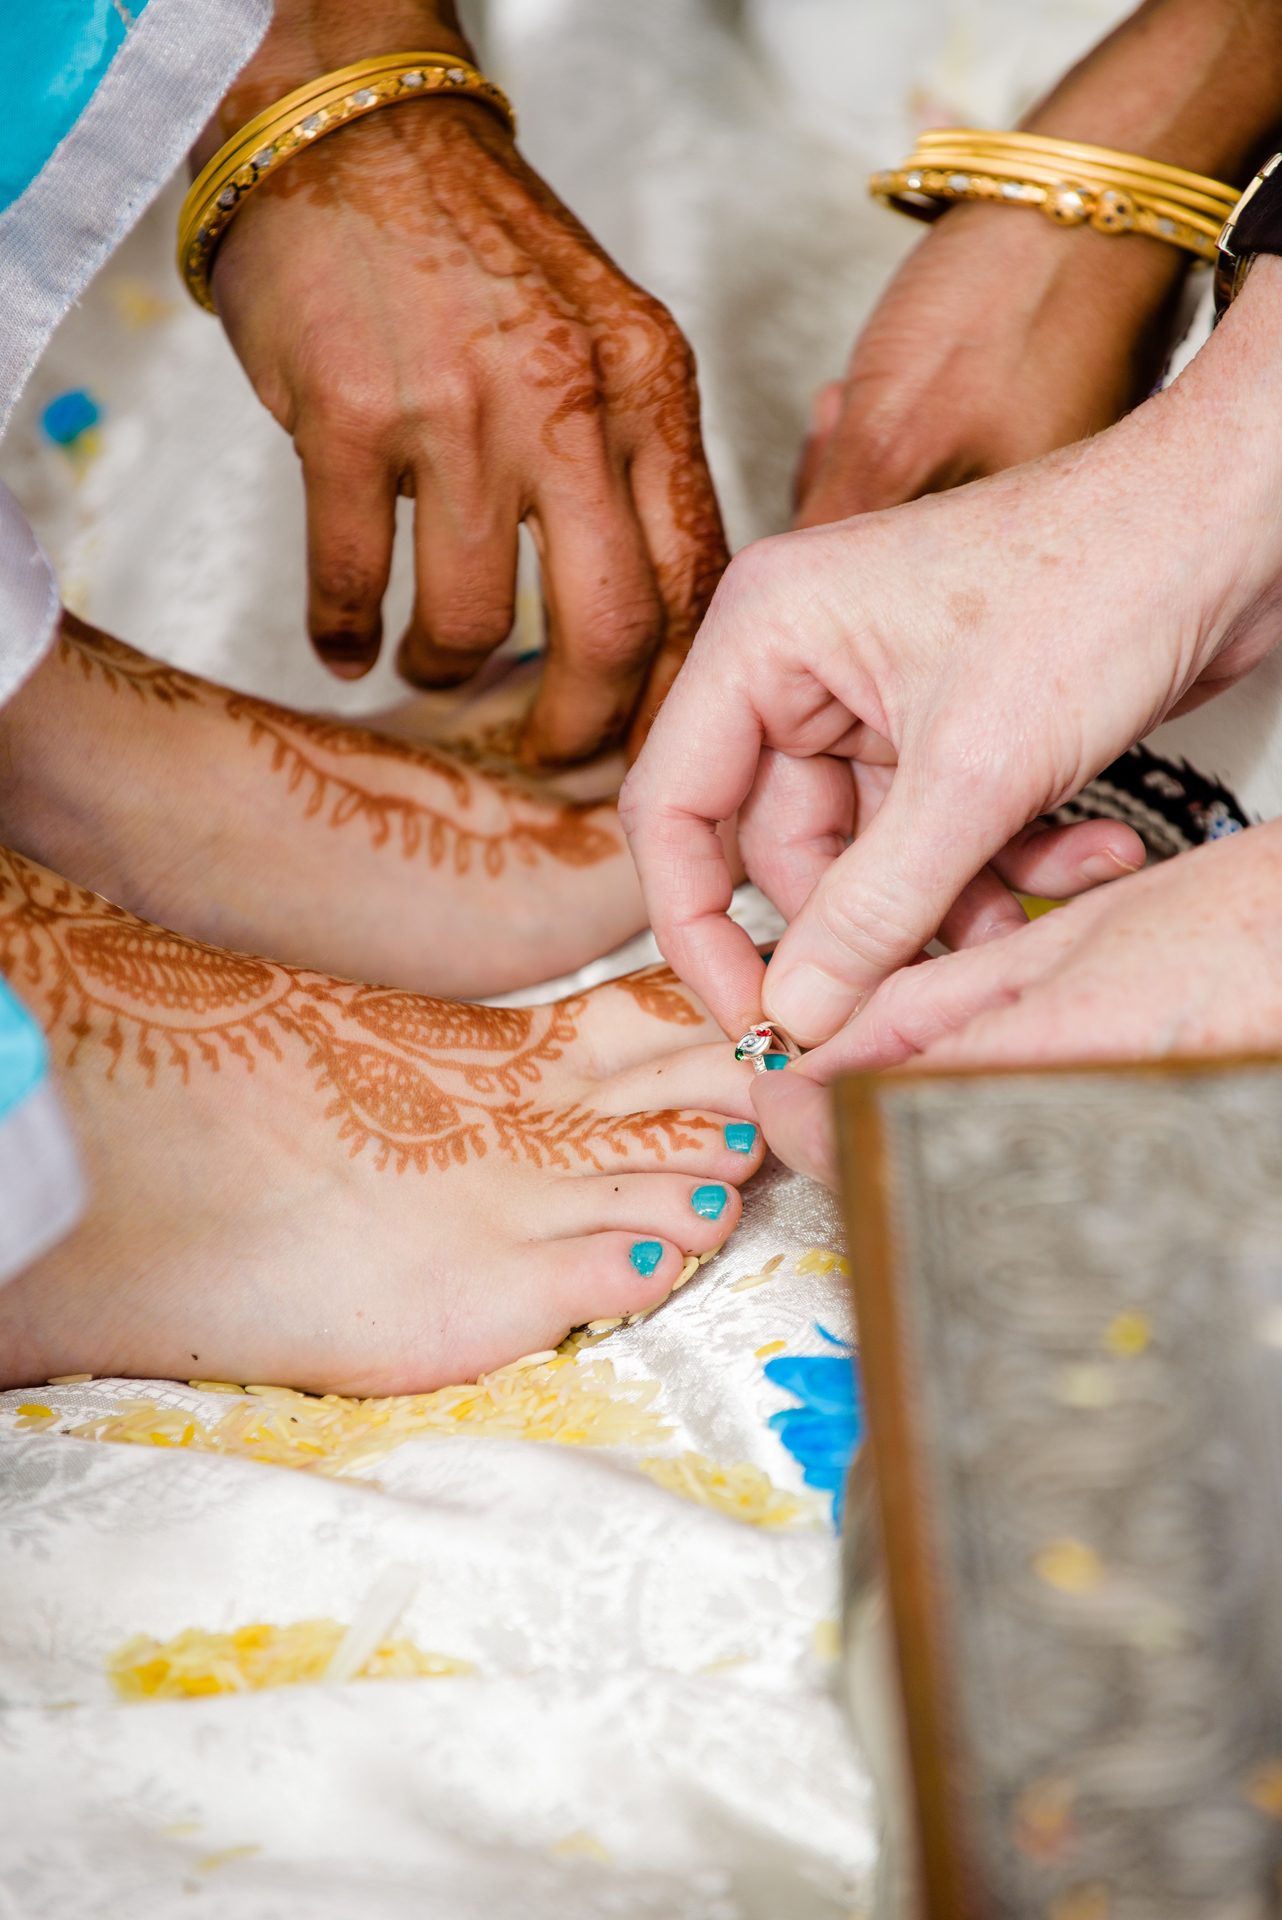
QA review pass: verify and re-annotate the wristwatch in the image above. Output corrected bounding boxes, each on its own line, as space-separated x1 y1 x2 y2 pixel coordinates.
1214 151 1282 319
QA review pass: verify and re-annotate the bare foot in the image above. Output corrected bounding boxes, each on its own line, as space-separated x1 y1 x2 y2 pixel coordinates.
0 848 763 1394
0 617 645 998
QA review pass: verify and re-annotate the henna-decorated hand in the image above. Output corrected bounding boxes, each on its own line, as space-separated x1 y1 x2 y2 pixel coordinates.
201 6 727 769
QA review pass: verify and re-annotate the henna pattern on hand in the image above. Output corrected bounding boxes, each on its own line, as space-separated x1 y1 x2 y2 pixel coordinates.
58 617 618 874
0 848 709 1174
613 963 703 1027
212 102 729 735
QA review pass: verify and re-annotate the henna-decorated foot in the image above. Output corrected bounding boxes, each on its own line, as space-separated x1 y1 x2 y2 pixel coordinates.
0 849 763 1394
0 616 645 999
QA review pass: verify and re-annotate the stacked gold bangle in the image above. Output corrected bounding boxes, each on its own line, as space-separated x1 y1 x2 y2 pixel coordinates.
177 52 516 312
870 129 1239 262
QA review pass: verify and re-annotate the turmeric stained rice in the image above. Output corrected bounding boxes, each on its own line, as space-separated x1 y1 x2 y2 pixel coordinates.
67 1349 671 1477
108 1620 474 1700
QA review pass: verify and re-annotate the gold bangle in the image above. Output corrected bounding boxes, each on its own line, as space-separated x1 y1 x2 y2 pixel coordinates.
870 128 1238 264
177 53 516 312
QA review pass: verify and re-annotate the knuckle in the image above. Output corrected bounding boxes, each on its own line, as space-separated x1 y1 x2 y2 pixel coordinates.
426 601 512 653
565 596 660 672
310 547 383 613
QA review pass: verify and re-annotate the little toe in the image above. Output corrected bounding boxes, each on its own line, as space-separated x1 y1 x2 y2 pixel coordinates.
534 1230 697 1328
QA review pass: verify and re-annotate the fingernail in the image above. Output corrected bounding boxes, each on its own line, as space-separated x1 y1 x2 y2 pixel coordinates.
1080 848 1143 881
724 1123 757 1153
765 963 855 1045
629 1240 664 1276
691 1184 727 1220
763 1054 789 1071
313 631 379 679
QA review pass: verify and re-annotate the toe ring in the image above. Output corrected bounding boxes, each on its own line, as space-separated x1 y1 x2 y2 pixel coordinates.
734 1023 799 1072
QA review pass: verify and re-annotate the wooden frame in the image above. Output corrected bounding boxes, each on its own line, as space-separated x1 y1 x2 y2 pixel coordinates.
836 1059 1282 1919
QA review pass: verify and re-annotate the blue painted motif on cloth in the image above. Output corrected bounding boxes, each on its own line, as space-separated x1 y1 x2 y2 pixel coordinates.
765 1326 862 1525
0 2 155 215
41 388 100 445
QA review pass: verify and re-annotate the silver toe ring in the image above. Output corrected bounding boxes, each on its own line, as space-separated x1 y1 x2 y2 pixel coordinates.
734 1024 799 1073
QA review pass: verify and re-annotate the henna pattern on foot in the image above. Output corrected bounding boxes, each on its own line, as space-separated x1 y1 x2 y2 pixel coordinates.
58 616 618 875
0 848 708 1175
613 963 703 1027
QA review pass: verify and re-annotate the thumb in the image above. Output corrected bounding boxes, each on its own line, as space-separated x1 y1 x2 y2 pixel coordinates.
763 761 1016 1044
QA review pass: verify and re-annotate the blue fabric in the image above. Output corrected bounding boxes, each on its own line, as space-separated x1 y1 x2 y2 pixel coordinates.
0 977 48 1125
0 2 155 214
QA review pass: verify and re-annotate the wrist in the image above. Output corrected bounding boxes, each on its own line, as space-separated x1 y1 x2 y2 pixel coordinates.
194 0 477 163
1135 254 1282 678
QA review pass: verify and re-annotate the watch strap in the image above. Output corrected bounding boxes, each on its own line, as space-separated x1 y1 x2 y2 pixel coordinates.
1215 152 1282 318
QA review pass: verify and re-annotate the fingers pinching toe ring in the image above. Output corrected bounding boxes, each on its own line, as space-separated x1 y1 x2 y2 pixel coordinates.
734 1024 799 1074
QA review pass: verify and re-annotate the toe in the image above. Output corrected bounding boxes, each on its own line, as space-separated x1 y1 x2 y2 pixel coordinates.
590 1039 759 1120
571 973 723 1077
540 1170 743 1253
532 1230 697 1327
530 1108 765 1179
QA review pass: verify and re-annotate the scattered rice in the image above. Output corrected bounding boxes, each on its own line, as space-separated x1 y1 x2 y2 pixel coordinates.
812 1618 842 1662
66 1346 672 1477
107 1620 475 1700
754 1341 786 1359
794 1248 850 1277
46 1374 94 1387
731 1246 848 1291
549 1832 611 1864
638 1451 822 1529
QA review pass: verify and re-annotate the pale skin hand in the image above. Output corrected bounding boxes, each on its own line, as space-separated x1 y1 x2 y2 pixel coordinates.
755 822 1282 1188
197 0 727 767
797 0 1282 527
619 256 1282 1050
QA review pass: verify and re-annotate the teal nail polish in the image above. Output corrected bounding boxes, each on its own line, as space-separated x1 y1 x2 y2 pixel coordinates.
724 1123 757 1154
691 1184 727 1220
763 1053 788 1071
630 1240 663 1276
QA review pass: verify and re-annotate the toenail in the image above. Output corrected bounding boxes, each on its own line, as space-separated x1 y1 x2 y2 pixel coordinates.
691 1184 727 1220
630 1240 664 1276
724 1124 757 1154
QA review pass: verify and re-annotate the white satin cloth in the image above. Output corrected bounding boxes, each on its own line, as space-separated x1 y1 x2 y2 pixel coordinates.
3 2 1242 1914
0 1163 875 1920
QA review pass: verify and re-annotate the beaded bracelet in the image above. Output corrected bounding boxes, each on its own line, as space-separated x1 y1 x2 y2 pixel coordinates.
177 53 516 312
871 129 1239 264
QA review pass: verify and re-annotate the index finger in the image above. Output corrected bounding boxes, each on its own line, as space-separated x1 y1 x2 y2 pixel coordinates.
618 650 775 1034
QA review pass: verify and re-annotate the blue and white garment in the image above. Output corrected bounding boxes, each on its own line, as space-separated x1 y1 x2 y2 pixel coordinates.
0 0 270 705
0 977 84 1287
0 0 270 1277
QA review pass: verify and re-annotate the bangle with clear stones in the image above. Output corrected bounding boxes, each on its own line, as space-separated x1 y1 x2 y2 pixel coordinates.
870 129 1238 264
177 52 516 312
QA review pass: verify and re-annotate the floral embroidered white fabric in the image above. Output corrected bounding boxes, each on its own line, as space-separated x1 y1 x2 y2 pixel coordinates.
0 1161 873 1920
